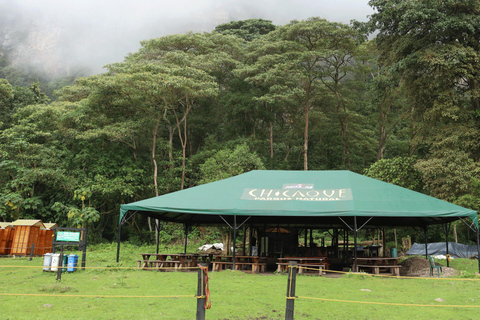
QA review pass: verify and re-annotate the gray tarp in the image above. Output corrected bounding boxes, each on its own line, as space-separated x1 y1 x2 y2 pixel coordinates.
407 242 478 259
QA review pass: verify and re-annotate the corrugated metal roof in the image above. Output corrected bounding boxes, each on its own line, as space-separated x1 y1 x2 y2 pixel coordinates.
42 223 58 230
0 222 13 229
11 219 45 228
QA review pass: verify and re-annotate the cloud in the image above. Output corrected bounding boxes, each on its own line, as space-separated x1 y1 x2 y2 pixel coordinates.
2 0 373 75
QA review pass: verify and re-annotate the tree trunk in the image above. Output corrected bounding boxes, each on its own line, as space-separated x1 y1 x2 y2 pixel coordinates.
303 93 310 171
150 119 161 235
394 229 397 249
453 224 458 243
270 121 274 159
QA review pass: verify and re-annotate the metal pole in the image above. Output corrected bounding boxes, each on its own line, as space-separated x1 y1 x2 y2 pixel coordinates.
285 261 298 320
425 226 429 258
116 223 122 263
156 221 160 254
353 217 358 272
444 223 450 268
232 216 237 270
310 229 314 257
82 228 87 270
56 244 64 282
155 219 160 254
184 225 188 254
477 225 480 274
29 243 35 261
249 225 253 256
243 225 246 255
196 263 208 320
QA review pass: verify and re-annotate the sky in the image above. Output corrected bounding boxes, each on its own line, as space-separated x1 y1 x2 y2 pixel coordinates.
3 0 374 75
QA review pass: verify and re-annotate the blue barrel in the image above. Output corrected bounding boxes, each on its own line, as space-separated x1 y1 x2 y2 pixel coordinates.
390 248 397 258
67 254 78 272
43 253 53 271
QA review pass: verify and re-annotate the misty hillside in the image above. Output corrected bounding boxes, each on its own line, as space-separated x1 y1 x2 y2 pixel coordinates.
0 1 372 82
0 1 258 78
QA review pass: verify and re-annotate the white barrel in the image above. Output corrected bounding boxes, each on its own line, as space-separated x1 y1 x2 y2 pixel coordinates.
50 254 60 271
43 253 53 271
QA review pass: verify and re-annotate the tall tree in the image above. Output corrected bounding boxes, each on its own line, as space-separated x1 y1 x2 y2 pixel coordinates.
368 0 480 202
240 17 365 170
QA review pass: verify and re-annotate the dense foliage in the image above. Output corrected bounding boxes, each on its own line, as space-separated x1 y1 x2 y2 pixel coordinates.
1 3 479 245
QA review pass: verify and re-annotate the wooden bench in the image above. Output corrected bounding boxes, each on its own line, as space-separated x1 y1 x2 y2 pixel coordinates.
298 263 325 275
212 261 234 272
235 262 266 273
137 260 148 269
276 263 289 273
159 260 181 271
356 264 402 276
213 261 266 273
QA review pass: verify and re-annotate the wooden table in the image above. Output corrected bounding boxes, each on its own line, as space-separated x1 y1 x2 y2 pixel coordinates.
277 257 329 275
212 255 267 273
353 257 401 276
138 253 211 271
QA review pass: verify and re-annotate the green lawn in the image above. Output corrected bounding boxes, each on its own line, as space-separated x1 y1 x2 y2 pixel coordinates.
1 244 480 319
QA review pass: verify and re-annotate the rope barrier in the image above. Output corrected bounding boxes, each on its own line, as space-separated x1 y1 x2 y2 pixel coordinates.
297 296 480 308
0 293 194 299
198 264 211 309
298 266 480 281
0 265 201 270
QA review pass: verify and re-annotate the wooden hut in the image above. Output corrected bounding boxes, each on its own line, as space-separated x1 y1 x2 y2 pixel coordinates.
37 223 57 255
10 220 45 256
0 222 14 255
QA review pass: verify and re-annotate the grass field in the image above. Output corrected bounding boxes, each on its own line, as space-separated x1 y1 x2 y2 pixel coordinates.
1 243 480 319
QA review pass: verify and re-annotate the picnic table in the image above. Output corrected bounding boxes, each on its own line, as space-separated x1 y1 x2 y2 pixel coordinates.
138 253 211 271
352 257 401 276
277 256 329 275
212 255 267 273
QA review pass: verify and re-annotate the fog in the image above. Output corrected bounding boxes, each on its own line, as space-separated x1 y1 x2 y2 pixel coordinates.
2 0 374 75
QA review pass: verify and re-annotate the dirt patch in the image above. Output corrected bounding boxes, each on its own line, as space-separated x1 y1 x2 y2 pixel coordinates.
399 256 459 277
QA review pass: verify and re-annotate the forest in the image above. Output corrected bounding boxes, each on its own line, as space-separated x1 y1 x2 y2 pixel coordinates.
1 0 480 247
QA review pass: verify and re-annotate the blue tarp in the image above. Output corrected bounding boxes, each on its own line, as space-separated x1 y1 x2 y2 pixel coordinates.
407 242 478 259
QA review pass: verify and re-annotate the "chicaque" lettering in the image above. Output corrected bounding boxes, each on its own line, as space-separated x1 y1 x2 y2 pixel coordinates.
241 188 352 201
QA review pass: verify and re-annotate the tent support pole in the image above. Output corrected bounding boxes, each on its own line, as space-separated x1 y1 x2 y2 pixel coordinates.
156 221 161 254
184 224 188 254
116 223 122 263
155 219 159 254
249 225 253 256
443 223 450 267
304 229 308 248
243 225 246 256
477 224 480 273
233 216 237 270
424 226 428 259
353 217 358 272
310 229 313 255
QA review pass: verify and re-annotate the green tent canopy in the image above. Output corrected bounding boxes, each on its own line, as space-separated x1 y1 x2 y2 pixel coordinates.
119 170 478 228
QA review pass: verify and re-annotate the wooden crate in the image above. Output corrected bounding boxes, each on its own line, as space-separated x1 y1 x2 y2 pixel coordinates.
0 225 14 255
10 220 45 256
36 228 54 255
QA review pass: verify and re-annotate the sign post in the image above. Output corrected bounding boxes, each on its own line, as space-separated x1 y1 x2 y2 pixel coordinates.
52 227 87 270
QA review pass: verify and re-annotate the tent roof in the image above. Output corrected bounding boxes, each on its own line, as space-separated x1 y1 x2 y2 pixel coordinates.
120 170 478 228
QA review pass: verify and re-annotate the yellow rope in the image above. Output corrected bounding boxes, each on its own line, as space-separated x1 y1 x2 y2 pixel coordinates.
0 265 200 270
287 265 294 298
298 296 480 308
0 293 194 299
298 266 480 281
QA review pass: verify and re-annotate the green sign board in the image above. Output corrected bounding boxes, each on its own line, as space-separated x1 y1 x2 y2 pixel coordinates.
57 231 81 242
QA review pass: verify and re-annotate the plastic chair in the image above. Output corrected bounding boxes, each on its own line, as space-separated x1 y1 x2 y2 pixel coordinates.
428 255 442 277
